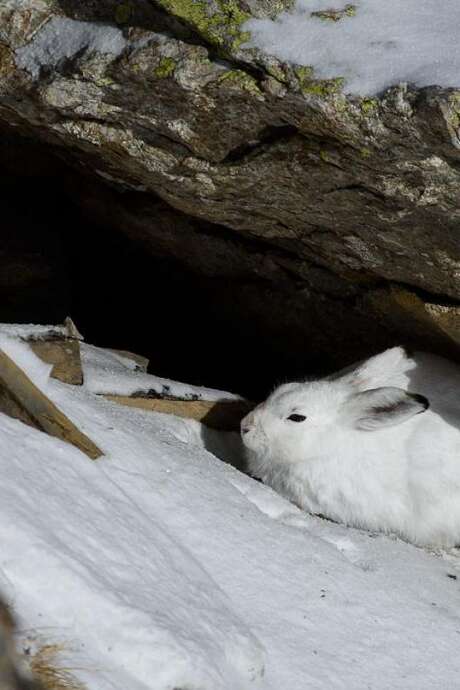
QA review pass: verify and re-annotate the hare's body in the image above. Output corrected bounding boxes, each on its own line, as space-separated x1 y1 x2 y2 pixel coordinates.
248 414 460 546
242 348 460 547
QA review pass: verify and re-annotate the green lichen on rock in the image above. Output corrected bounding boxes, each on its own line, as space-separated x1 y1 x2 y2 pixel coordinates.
154 57 176 78
295 66 344 98
115 2 133 24
256 0 295 17
360 147 372 158
254 55 288 84
216 69 262 96
95 76 116 87
154 0 251 52
307 78 344 97
293 65 313 90
344 4 356 16
230 28 251 51
447 91 460 130
0 43 15 81
311 4 356 21
360 98 378 115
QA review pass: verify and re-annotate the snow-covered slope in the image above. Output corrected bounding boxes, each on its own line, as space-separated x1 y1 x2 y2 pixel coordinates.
1 337 460 689
245 0 460 95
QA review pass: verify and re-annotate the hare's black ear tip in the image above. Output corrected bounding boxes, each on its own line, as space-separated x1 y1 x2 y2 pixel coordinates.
409 393 430 411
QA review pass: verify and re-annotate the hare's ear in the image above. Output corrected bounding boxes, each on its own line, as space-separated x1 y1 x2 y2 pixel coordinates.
333 347 414 391
343 387 429 431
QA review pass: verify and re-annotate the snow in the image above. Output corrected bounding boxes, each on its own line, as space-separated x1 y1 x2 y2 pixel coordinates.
15 17 127 79
245 0 460 95
0 323 70 341
81 342 241 401
0 334 52 390
2 337 460 689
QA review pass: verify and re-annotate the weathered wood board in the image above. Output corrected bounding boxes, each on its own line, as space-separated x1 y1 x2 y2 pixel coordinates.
104 395 254 432
30 338 83 385
0 348 103 460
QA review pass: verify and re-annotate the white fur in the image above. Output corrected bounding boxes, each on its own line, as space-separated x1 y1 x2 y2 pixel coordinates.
241 347 460 547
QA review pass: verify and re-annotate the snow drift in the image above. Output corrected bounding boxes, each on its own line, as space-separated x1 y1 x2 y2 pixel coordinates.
245 0 460 95
0 336 460 689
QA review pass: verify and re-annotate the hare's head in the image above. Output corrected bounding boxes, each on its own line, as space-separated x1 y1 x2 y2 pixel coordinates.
241 348 429 465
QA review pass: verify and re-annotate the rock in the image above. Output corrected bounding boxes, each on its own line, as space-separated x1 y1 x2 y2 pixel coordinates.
0 0 459 367
362 287 460 358
424 304 460 347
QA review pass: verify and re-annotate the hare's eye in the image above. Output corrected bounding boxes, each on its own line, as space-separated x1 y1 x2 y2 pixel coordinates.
287 413 307 422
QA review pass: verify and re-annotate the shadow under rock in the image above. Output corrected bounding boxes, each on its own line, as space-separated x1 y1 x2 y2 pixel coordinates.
406 351 460 432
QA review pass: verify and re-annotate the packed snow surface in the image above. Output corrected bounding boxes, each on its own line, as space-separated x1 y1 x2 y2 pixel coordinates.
81 343 241 401
1 335 460 689
245 0 460 95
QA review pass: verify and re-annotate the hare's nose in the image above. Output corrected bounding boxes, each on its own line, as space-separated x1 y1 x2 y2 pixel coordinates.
241 412 255 435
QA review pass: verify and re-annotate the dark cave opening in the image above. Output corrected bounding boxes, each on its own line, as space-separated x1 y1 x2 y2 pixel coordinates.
1 137 320 400
5 131 438 401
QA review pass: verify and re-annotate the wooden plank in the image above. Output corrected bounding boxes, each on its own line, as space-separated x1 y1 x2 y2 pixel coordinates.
30 339 83 385
0 348 103 460
104 395 255 432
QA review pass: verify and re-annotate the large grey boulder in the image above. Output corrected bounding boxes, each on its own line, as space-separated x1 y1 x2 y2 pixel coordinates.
1 0 460 366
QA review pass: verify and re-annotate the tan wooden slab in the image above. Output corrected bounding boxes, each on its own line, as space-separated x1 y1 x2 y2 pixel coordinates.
104 395 254 432
30 339 83 385
0 348 103 460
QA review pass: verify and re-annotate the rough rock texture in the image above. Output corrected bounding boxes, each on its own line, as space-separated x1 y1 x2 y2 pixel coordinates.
1 0 460 368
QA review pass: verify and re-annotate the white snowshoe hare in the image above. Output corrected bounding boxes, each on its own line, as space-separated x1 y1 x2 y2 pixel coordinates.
241 347 460 547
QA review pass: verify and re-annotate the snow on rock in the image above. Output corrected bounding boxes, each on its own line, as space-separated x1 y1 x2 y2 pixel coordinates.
81 342 242 401
15 17 127 79
1 340 460 689
245 0 460 95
